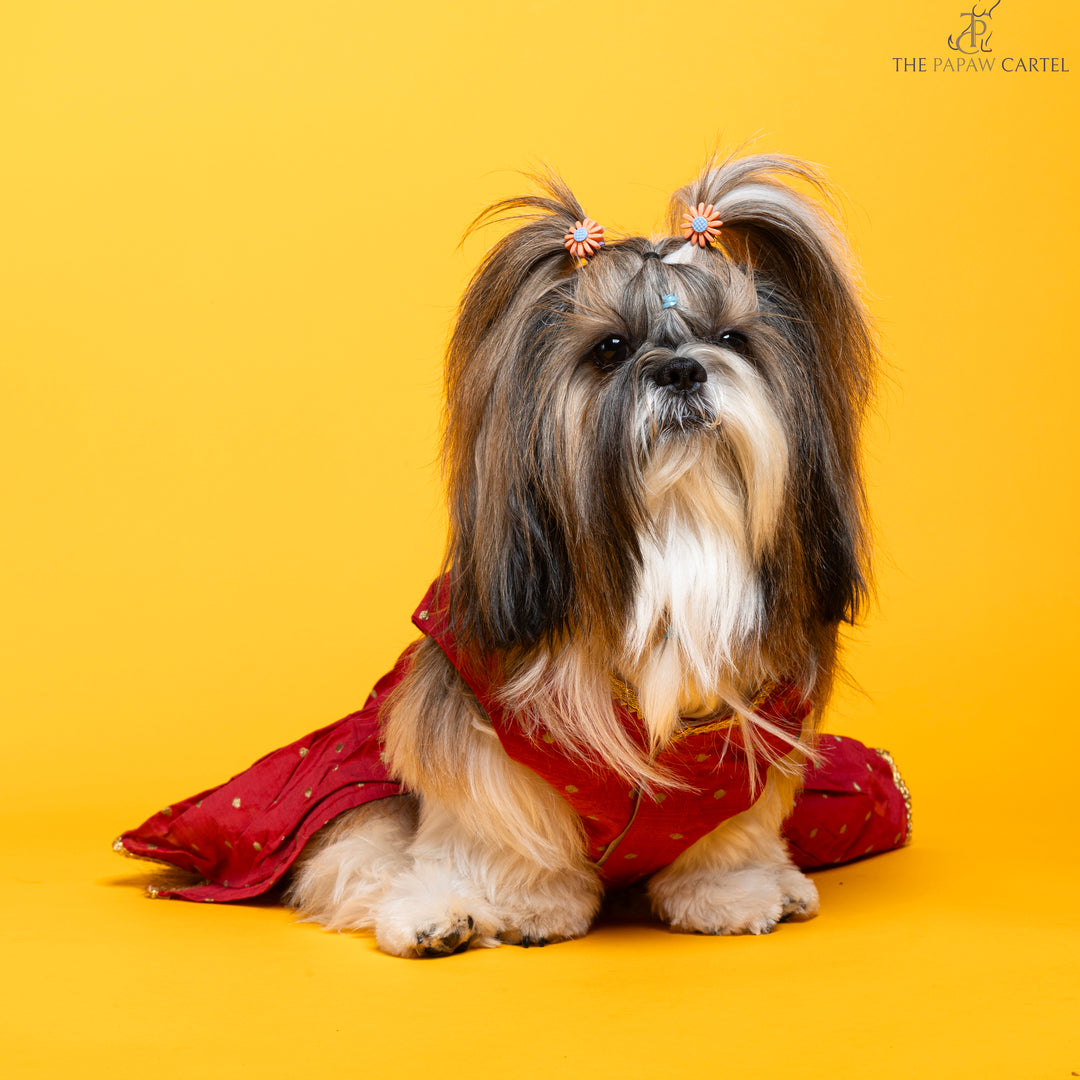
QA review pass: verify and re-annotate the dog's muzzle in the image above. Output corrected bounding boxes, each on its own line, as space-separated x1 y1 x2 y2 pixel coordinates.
643 355 718 433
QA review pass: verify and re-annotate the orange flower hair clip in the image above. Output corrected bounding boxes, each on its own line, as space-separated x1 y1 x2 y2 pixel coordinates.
563 218 605 262
681 203 723 247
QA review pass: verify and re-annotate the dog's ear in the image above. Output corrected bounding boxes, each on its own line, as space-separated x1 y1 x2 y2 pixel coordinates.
669 155 875 625
442 176 594 654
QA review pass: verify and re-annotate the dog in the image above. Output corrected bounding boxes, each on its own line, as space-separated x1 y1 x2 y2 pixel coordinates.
283 152 876 957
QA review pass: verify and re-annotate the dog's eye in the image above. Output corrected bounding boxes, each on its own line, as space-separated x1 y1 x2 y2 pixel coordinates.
590 335 630 370
718 330 751 356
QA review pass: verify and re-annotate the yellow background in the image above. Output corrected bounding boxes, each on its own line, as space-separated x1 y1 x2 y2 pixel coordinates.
2 1 1077 1076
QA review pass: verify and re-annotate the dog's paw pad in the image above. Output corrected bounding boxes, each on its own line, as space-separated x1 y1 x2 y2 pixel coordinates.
777 870 820 922
779 895 813 921
412 914 476 957
375 899 485 958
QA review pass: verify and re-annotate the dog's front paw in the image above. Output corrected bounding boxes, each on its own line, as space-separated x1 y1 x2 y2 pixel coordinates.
410 912 475 958
775 864 820 922
650 864 819 936
495 918 579 948
492 871 603 948
375 898 496 958
373 869 497 958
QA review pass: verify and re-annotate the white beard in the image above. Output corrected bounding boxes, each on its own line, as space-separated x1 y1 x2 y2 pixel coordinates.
622 343 790 745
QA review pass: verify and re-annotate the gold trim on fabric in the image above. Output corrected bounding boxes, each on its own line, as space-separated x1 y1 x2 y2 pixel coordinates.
610 678 782 741
113 835 202 879
112 836 175 869
672 715 738 741
874 747 913 842
610 678 642 715
594 790 643 869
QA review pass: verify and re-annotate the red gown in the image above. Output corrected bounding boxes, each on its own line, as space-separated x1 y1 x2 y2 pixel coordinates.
117 580 911 901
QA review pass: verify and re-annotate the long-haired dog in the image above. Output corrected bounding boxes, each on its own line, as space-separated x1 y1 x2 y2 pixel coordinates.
287 153 875 956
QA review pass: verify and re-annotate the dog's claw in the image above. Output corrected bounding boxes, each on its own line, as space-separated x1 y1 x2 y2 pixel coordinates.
498 931 553 948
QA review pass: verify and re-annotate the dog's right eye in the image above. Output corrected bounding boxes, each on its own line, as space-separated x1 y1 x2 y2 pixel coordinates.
590 335 630 370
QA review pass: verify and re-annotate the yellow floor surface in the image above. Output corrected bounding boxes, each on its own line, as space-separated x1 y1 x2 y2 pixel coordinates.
4 798 1076 1079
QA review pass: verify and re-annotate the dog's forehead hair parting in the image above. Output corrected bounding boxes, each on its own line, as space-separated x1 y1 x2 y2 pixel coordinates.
566 239 755 350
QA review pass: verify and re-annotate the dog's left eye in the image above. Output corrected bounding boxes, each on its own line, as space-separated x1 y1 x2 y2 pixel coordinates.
718 330 751 356
590 335 630 370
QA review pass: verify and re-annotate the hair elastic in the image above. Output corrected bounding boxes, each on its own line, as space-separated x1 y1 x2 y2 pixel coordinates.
661 294 678 310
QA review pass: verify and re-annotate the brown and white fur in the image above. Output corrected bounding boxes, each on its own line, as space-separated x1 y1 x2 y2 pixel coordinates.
287 153 875 956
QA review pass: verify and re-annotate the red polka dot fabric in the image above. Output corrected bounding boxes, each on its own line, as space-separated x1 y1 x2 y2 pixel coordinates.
117 580 910 900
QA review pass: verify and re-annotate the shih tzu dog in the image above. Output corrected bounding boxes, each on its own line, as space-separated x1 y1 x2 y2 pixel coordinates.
284 153 876 956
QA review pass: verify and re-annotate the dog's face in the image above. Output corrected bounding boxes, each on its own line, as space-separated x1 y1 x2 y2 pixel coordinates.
442 157 874 708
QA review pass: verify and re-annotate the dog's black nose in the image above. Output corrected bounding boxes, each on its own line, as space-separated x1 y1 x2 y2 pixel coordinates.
653 356 707 392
